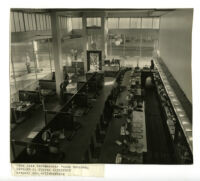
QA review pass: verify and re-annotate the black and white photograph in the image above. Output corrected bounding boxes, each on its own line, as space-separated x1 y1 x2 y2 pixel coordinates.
9 8 193 166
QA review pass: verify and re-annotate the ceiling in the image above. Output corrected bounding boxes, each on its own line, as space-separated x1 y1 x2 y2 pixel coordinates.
11 8 176 17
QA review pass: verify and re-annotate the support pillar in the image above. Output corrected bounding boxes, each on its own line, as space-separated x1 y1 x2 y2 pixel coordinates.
50 12 63 97
33 41 40 70
101 17 108 64
82 16 88 73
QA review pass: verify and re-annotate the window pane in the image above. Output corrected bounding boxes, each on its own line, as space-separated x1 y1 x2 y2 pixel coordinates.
47 40 54 71
62 17 64 29
42 15 46 30
65 17 68 29
87 18 101 27
142 18 153 29
28 14 33 31
10 57 17 102
10 12 15 32
11 40 53 102
108 18 118 29
11 42 38 95
24 13 30 31
67 18 72 32
39 14 44 30
43 14 47 30
96 18 101 26
47 15 51 30
37 14 41 30
59 16 61 28
18 12 24 32
62 17 65 29
13 12 20 32
72 18 82 29
60 17 62 29
36 14 41 30
153 18 160 29
48 16 51 30
119 18 130 29
34 40 52 78
31 14 36 30
63 17 65 29
130 18 141 29
45 15 49 29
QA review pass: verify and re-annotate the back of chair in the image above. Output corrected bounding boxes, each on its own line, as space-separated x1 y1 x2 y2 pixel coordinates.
19 90 40 103
74 93 88 107
77 81 87 93
39 80 56 90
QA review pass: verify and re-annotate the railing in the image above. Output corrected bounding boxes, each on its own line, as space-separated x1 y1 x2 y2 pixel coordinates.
11 71 99 162
154 60 192 163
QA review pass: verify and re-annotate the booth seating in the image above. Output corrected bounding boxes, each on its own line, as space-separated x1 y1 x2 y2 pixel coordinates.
19 90 41 104
39 79 56 97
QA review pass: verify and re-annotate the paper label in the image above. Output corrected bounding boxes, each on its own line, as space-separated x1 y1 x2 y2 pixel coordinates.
11 163 104 177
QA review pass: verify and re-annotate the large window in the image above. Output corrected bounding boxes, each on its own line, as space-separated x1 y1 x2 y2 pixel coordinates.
72 18 82 29
59 17 75 32
108 17 159 29
108 18 119 29
10 11 51 32
142 18 153 29
130 18 142 29
11 42 38 95
10 58 17 102
119 18 130 29
13 12 21 32
10 39 54 102
34 39 53 76
153 18 160 29
87 18 101 27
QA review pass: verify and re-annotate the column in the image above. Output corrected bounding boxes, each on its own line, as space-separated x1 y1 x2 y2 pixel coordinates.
101 17 108 64
33 41 40 70
50 12 63 96
82 15 88 73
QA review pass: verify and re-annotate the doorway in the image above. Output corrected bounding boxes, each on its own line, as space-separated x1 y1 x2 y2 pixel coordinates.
87 51 102 71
